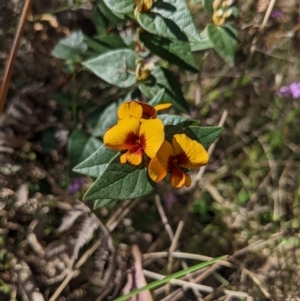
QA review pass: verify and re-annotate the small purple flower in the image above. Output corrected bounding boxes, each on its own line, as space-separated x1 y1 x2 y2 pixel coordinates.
289 82 300 99
69 177 86 195
164 192 177 206
278 86 292 98
271 10 284 18
278 82 300 99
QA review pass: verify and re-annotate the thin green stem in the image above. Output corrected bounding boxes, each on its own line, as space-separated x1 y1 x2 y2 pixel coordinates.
71 64 77 125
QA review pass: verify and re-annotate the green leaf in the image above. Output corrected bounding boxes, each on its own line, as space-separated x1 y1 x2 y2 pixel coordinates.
186 126 223 149
140 83 187 114
158 114 199 127
140 32 198 72
82 49 138 88
164 125 185 142
52 30 87 61
151 0 202 42
92 8 108 36
148 88 165 106
202 0 214 14
123 89 141 101
190 31 213 51
152 66 189 113
113 256 227 301
85 34 127 56
227 6 239 18
84 37 111 54
92 100 120 137
222 24 239 39
73 144 118 178
68 130 103 176
102 0 134 14
94 35 127 49
94 199 116 209
206 24 238 66
85 105 107 129
97 0 126 25
84 155 155 200
137 12 188 42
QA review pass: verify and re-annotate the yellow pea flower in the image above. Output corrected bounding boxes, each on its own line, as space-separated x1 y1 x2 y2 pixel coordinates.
118 101 172 120
104 116 164 166
148 134 209 188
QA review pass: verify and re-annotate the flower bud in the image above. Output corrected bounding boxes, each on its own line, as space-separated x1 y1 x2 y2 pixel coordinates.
213 0 222 10
135 59 151 81
222 0 236 8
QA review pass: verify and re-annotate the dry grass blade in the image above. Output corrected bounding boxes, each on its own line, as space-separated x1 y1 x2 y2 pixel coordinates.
154 194 202 298
146 269 249 299
155 194 174 241
243 269 271 299
143 252 234 268
257 0 271 12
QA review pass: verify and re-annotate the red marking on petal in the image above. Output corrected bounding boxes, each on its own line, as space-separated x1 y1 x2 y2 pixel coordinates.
127 145 144 165
139 133 146 150
138 101 156 118
124 132 139 147
176 152 189 166
167 155 174 171
170 164 186 188
128 144 142 154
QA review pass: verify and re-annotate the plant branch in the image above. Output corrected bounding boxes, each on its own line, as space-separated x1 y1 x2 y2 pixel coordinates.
0 0 33 114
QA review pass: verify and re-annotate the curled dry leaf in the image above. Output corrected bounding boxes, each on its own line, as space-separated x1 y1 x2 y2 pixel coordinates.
72 214 100 260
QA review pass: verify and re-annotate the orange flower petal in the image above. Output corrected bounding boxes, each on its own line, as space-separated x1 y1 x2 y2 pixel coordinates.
148 140 173 182
185 173 191 187
172 134 209 169
120 153 127 164
143 0 153 11
104 116 140 151
170 165 186 188
139 118 165 158
126 145 143 165
154 103 172 112
118 101 143 120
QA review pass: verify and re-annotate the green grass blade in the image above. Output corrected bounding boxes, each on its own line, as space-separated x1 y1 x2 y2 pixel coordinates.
113 255 227 301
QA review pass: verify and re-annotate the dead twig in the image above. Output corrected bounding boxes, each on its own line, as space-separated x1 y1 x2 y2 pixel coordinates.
145 269 249 299
154 195 202 299
157 232 284 300
0 0 33 114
